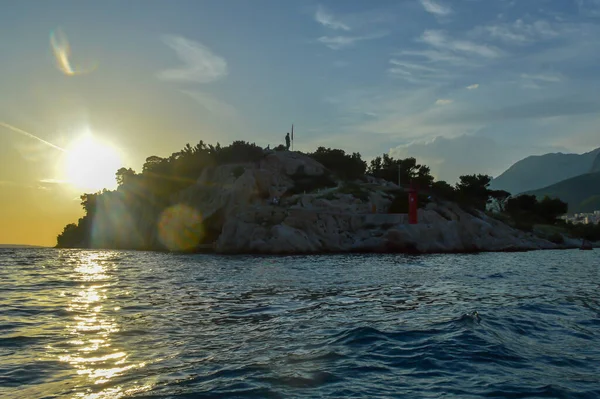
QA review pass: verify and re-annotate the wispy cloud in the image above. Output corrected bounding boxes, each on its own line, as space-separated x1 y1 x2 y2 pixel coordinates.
466 83 479 89
315 5 350 31
39 178 68 184
435 99 453 105
398 49 470 66
419 0 452 16
472 19 561 45
389 135 567 183
389 30 501 84
0 180 57 190
318 32 387 50
421 30 503 58
390 60 441 73
576 0 600 17
158 35 228 83
182 90 236 118
436 97 600 124
521 73 562 82
388 59 450 83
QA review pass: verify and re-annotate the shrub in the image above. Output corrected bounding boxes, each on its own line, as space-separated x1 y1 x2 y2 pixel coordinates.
317 192 338 201
388 192 430 213
232 166 245 179
567 222 600 241
308 147 366 180
338 182 370 202
513 220 534 232
214 141 265 164
288 168 336 195
547 232 564 244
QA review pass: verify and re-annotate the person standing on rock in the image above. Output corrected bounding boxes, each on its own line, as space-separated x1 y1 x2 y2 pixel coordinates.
285 133 291 151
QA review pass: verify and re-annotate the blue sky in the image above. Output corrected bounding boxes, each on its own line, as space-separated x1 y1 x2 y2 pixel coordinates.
2 0 600 183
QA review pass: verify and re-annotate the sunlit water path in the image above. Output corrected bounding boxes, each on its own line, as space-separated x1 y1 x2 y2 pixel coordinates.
1 248 599 398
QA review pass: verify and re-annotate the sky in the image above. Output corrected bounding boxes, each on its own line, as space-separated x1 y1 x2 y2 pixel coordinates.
2 0 600 246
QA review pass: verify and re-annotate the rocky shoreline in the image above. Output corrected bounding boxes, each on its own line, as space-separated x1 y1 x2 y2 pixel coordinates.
64 150 593 254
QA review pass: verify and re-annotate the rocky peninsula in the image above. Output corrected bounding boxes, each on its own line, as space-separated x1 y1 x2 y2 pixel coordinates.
57 146 589 254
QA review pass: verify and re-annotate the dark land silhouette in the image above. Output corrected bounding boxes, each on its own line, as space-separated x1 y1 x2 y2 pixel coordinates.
56 139 599 251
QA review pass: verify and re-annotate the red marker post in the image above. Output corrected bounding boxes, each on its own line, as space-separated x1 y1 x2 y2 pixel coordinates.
408 186 418 224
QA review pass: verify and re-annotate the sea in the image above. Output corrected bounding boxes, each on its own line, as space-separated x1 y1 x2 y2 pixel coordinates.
1 248 599 399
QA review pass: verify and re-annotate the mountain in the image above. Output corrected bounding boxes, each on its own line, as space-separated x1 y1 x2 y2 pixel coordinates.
591 152 600 173
490 147 600 195
526 172 600 214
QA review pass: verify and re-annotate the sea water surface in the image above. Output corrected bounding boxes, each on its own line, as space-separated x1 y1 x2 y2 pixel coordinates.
1 248 599 398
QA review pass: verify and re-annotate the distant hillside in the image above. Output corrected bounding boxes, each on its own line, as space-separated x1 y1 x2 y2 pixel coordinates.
490 147 600 195
591 152 600 173
526 172 600 214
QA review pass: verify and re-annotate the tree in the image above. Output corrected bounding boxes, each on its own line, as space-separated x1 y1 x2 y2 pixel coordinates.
488 189 511 212
309 147 367 180
431 180 456 201
115 167 136 187
455 174 493 210
367 154 434 188
213 141 264 164
536 196 568 224
56 223 81 248
142 155 166 173
80 192 100 216
505 194 538 215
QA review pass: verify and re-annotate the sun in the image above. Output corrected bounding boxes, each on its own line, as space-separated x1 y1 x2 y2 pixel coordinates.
64 133 123 192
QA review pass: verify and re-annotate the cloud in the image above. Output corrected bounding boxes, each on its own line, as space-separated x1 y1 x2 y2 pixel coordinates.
398 49 471 66
318 32 387 50
387 59 451 83
419 0 452 16
466 83 479 89
420 30 503 58
315 5 350 31
389 135 568 183
390 60 442 73
182 90 236 118
435 99 453 105
436 97 600 125
39 178 68 184
520 73 562 82
389 30 501 84
0 180 58 190
472 19 561 45
331 86 480 140
576 0 600 17
158 35 227 83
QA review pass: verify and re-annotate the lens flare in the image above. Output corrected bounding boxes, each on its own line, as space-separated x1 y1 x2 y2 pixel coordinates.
158 204 205 251
50 28 97 76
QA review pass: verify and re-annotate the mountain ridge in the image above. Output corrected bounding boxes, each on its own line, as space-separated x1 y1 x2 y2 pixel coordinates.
525 172 600 214
491 147 600 194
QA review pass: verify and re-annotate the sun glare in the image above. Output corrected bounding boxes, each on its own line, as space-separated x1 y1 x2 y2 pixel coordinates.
64 133 123 191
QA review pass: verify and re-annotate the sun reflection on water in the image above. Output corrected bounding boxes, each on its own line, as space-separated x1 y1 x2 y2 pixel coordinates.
58 251 150 397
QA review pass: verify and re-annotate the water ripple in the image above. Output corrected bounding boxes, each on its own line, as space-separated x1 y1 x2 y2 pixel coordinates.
0 248 599 398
